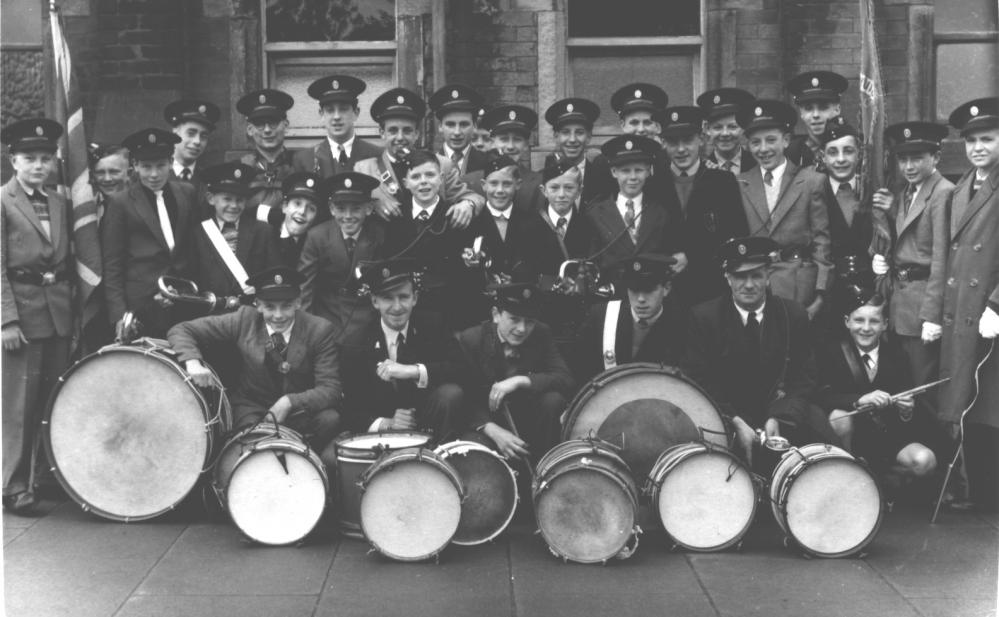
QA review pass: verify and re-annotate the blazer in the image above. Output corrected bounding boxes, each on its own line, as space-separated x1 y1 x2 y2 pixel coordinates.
785 134 820 169
340 312 460 432
815 336 912 414
240 148 297 227
1 178 73 338
291 136 382 179
888 170 953 336
450 320 574 429
585 193 683 272
168 306 342 416
298 218 383 337
190 219 280 299
438 145 488 176
542 151 617 206
462 165 543 214
466 204 531 276
355 151 484 220
378 197 472 290
516 206 595 277
101 179 197 325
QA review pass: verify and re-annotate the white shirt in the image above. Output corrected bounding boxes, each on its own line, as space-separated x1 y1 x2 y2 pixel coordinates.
734 301 766 326
762 160 787 212
829 177 856 196
715 148 744 174
671 158 700 177
280 222 292 239
857 345 879 378
17 178 50 237
548 205 572 229
216 218 238 230
328 134 355 159
413 197 440 220
265 322 294 345
172 160 196 179
443 143 471 162
616 192 644 224
486 203 511 220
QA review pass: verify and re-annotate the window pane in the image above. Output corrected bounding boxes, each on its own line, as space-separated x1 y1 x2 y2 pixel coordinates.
1 0 42 47
935 43 999 121
568 0 699 37
934 0 997 32
265 0 395 42
570 49 695 135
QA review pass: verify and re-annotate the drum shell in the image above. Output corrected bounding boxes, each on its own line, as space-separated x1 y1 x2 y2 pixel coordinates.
213 423 304 499
434 441 519 546
359 447 464 562
333 431 432 539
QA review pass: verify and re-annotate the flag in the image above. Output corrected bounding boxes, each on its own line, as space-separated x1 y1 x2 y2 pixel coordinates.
858 0 891 256
51 2 103 345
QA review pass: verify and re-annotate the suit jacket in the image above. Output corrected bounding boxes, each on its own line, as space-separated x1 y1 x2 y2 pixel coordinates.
298 218 383 337
660 164 749 306
467 204 530 276
190 219 280 299
516 206 595 277
815 336 911 414
274 229 306 269
168 306 342 416
738 162 833 304
939 165 999 427
574 295 686 383
888 170 953 336
585 193 683 272
451 320 574 428
240 148 297 227
438 145 488 176
355 151 484 220
291 136 382 179
101 179 197 325
378 198 472 290
708 148 757 175
684 294 816 426
462 165 543 213
785 134 820 169
542 151 617 206
340 313 460 432
1 178 73 338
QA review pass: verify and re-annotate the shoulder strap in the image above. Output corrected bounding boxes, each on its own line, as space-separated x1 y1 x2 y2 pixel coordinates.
839 339 868 385
375 155 400 196
201 219 252 293
602 300 622 370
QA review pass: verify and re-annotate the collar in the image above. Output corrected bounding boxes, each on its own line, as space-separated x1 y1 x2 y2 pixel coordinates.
734 300 766 325
216 218 238 230
329 134 355 156
856 344 879 364
631 305 664 326
548 205 572 226
342 229 360 241
671 159 700 177
616 192 643 210
762 159 787 184
265 322 294 343
443 143 470 159
381 319 409 343
413 197 440 218
253 146 288 166
172 160 195 177
280 222 292 239
16 177 45 197
486 202 511 219
715 147 742 164
829 176 856 195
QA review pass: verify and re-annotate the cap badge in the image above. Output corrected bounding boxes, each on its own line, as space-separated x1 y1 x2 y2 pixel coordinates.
258 94 266 104
566 103 574 113
671 112 679 121
625 140 633 150
451 89 459 99
274 274 283 285
755 106 763 117
508 110 517 120
305 178 314 188
811 77 820 87
234 169 242 179
522 288 531 299
738 243 747 255
148 133 157 143
344 178 352 188
713 95 721 104
332 80 340 90
970 105 979 117
198 105 207 114
634 89 642 98
633 261 642 271
903 128 912 138
382 267 391 278
34 125 44 136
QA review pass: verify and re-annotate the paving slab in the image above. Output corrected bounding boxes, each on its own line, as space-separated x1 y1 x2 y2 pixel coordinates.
3 501 187 617
114 595 319 617
318 533 512 617
136 523 336 596
909 597 998 617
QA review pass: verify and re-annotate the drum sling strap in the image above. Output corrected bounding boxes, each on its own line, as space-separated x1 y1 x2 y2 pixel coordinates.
201 219 253 294
839 340 868 385
602 300 622 370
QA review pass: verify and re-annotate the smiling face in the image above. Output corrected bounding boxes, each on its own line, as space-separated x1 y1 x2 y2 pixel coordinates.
380 118 420 159
704 114 743 158
541 169 581 215
492 131 529 160
748 128 789 171
320 101 359 142
247 118 288 154
965 127 999 171
134 157 171 192
330 199 372 236
282 196 318 237
611 161 651 198
10 150 55 190
822 134 860 182
482 165 520 211
845 303 887 352
554 122 591 163
93 153 130 195
256 298 300 333
492 307 536 347
371 280 417 331
403 161 443 207
664 133 702 172
620 110 658 137
208 190 246 224
896 150 939 186
439 110 475 152
172 121 210 165
798 101 841 139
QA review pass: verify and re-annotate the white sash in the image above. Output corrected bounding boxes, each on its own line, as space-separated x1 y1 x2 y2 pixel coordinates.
201 219 253 294
602 300 621 370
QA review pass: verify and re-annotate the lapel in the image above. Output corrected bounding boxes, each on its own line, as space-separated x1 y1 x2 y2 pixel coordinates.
595 196 629 244
768 162 802 231
252 315 281 390
131 183 168 248
369 318 390 362
5 178 51 244
354 222 378 266
615 300 634 362
739 168 770 227
284 313 307 374
760 297 787 388
315 140 336 177
235 221 252 268
898 171 940 236
635 197 664 250
329 221 350 268
47 191 64 251
953 167 998 239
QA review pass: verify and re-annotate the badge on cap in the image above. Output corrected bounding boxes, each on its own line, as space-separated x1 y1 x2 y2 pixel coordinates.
34 125 43 136
634 89 642 98
508 110 517 120
811 77 820 87
625 140 634 150
903 128 912 138
755 106 763 117
148 133 157 143
566 103 574 113
451 89 459 99
306 178 314 188
344 178 352 188
198 105 207 114
259 94 267 104
633 261 642 271
713 95 721 104
671 112 679 121
970 106 980 117
738 243 747 255
522 288 532 299
382 267 391 278
332 79 340 90
234 169 242 179
396 95 405 105
274 274 283 284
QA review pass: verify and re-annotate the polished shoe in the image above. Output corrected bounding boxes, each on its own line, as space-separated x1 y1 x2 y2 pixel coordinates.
2 491 37 516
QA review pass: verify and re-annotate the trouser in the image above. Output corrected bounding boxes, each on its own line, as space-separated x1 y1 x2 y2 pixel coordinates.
964 423 999 511
463 390 566 464
2 336 71 495
233 404 342 456
416 382 466 444
897 333 942 420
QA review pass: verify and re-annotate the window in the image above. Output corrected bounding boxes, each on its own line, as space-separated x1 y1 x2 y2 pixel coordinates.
262 0 397 146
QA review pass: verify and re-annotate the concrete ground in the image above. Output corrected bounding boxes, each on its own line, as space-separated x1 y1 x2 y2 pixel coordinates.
3 492 997 617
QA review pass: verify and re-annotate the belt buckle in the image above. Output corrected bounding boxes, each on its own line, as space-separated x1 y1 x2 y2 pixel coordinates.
41 271 56 285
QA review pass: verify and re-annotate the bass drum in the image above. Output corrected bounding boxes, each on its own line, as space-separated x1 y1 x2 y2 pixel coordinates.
562 363 728 482
43 340 231 521
434 441 518 546
770 443 883 558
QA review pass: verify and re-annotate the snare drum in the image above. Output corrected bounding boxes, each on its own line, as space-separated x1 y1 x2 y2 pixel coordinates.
435 441 518 545
225 434 328 546
533 439 640 564
333 431 432 538
647 443 757 552
213 423 304 497
359 447 464 562
770 443 883 558
562 363 728 482
43 340 231 521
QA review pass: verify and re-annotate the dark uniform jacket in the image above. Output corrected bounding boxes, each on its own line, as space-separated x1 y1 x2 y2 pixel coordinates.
291 136 382 179
190 219 280 300
240 148 297 228
823 179 874 272
585 193 683 273
462 165 543 214
274 229 306 269
438 145 488 176
542 151 617 206
379 198 471 292
708 148 757 175
516 206 595 277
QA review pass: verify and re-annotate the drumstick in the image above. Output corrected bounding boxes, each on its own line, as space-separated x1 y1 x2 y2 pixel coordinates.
499 402 537 484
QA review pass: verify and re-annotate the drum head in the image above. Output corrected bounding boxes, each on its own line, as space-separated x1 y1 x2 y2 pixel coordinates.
784 458 882 557
47 349 209 520
338 432 431 452
439 444 518 545
535 466 635 563
227 444 327 546
655 451 757 551
563 365 727 481
360 459 462 561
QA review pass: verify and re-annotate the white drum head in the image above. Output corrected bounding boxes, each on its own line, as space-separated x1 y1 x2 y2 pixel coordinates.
226 445 327 546
785 458 882 556
656 451 757 551
361 460 461 561
47 351 209 520
341 433 430 451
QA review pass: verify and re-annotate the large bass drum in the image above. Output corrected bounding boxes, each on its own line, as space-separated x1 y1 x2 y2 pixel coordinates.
43 340 231 521
562 363 728 481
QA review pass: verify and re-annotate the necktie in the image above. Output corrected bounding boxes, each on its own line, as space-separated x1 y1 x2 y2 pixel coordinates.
837 182 854 198
345 236 356 262
763 170 774 187
971 175 984 198
451 148 464 164
221 222 238 253
337 144 348 168
27 191 51 238
902 183 916 216
154 190 175 251
270 332 287 355
632 318 650 358
494 214 508 241
624 199 638 243
416 209 431 223
679 171 688 178
180 168 192 182
862 353 876 381
555 216 568 240
745 310 760 357
722 160 734 172
394 332 406 362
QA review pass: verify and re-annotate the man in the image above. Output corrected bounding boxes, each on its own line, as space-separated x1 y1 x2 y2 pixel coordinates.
659 105 748 306
236 88 297 228
291 75 380 179
1 119 72 513
467 104 544 212
354 87 482 228
585 135 684 273
274 172 320 268
299 171 383 341
164 98 220 185
102 128 198 337
817 289 938 486
189 162 279 310
541 97 615 206
339 259 463 438
574 254 684 383
429 83 488 176
684 237 839 465
938 97 999 511
736 99 832 318
784 71 847 169
872 121 952 389
697 87 757 175
611 82 667 139
168 266 343 466
451 282 574 462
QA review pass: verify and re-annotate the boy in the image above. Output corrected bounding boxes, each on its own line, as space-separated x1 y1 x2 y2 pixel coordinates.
697 87 757 174
467 104 544 212
292 75 380 179
519 159 594 277
274 172 320 268
236 88 297 228
429 83 488 175
784 71 847 169
541 97 615 205
164 98 220 185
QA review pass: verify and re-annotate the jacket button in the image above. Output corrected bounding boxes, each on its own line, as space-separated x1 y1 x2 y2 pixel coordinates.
973 244 982 251
970 279 979 287
952 243 959 250
947 278 956 286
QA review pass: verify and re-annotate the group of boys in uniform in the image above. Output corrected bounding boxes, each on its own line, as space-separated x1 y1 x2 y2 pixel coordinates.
2 69 997 518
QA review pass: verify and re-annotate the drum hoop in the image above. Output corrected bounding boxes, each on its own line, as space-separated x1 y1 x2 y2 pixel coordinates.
536 439 629 479
333 431 433 460
41 344 224 522
435 441 520 546
535 459 639 508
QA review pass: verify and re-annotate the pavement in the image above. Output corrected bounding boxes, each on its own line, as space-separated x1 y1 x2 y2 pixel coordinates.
3 490 997 617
